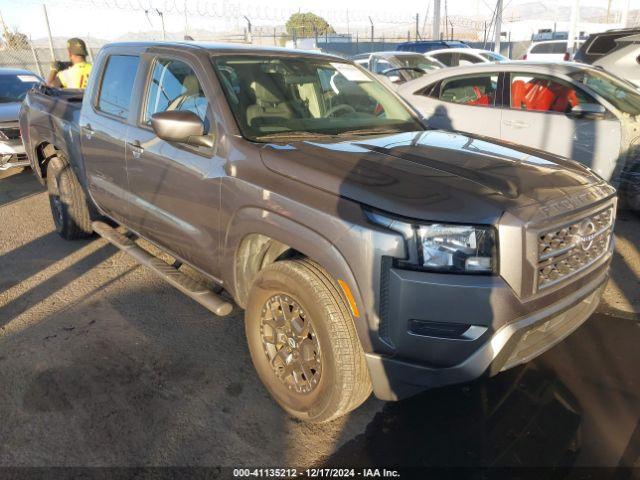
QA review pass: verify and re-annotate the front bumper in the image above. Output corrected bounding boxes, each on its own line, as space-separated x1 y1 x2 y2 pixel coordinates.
366 266 608 401
0 140 28 171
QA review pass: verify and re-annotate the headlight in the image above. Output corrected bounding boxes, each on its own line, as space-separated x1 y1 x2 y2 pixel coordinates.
365 210 497 274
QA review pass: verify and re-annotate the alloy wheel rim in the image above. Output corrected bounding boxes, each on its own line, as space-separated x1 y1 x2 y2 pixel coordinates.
260 294 322 394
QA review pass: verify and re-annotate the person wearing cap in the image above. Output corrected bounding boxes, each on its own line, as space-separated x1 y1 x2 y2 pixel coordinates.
47 38 93 89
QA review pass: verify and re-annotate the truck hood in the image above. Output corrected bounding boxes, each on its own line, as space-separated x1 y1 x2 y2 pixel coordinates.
0 102 21 123
259 130 609 224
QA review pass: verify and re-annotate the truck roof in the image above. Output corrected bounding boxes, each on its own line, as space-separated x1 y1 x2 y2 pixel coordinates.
102 41 345 61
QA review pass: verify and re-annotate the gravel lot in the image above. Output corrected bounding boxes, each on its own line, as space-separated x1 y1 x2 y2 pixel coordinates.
1 167 639 469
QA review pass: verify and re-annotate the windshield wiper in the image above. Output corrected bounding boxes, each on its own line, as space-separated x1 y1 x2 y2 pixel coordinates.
255 131 337 141
336 127 404 137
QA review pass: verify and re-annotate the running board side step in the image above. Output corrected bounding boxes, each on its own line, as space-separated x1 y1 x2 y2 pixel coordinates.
92 221 233 317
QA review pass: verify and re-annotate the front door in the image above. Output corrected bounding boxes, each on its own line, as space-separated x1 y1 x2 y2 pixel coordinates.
80 54 140 222
124 54 224 276
501 72 621 180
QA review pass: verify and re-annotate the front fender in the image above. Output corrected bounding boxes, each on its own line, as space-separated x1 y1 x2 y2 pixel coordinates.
222 206 374 353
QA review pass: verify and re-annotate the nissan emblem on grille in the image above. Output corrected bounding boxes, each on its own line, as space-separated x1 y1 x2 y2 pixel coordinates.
537 206 613 290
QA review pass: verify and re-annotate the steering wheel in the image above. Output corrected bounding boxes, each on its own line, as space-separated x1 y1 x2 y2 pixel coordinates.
324 103 356 118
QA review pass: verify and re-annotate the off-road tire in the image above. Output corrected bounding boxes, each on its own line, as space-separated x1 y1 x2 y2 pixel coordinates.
245 259 372 423
46 153 93 240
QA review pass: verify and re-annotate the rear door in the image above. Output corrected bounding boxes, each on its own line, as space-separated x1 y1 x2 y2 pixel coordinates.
403 72 502 139
80 52 141 222
124 51 223 275
501 72 621 179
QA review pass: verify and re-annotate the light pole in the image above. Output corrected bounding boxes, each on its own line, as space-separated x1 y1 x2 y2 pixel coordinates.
156 9 166 41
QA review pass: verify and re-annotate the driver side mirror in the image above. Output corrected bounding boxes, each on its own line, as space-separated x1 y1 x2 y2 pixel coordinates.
569 103 606 119
151 110 214 148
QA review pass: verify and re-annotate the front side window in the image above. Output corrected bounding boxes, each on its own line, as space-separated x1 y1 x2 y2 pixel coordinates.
97 55 140 119
439 74 498 107
570 68 640 115
144 58 210 132
510 73 595 113
211 55 421 141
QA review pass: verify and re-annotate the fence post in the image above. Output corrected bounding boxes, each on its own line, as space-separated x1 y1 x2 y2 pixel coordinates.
30 44 44 77
43 4 56 61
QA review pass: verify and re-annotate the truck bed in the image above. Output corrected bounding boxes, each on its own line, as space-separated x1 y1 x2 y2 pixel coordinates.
19 86 86 185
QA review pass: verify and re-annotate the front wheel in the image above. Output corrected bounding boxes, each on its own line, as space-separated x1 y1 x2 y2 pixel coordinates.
245 259 371 423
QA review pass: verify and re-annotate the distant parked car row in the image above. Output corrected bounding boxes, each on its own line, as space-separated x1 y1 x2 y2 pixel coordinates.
0 68 42 172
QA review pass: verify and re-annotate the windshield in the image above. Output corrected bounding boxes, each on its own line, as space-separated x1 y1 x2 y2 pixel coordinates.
389 55 443 77
569 68 640 115
212 55 422 141
0 73 41 103
479 51 508 62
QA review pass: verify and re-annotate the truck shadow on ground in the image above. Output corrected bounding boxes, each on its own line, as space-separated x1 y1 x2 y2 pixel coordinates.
324 309 640 468
0 168 44 207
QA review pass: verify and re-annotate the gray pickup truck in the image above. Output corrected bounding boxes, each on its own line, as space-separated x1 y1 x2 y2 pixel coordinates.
19 42 617 422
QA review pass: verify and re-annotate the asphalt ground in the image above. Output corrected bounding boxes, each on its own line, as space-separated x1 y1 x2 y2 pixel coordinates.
1 167 639 473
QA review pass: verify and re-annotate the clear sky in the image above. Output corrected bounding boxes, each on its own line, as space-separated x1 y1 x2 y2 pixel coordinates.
0 0 635 40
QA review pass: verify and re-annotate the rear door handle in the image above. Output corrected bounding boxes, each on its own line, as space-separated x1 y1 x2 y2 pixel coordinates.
128 141 144 159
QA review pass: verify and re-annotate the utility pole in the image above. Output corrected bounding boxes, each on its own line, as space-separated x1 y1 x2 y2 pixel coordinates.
415 13 419 40
567 0 579 54
368 16 374 48
243 15 252 43
156 9 166 41
184 0 188 38
621 0 630 27
433 0 441 40
494 0 502 54
43 4 56 60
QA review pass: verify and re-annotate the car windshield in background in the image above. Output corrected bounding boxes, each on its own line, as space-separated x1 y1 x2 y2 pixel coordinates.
570 68 640 116
0 73 41 103
389 55 443 77
212 55 421 142
479 52 508 62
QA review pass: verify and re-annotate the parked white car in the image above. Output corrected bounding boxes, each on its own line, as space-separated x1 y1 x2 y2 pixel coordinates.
425 48 509 66
593 34 640 87
522 40 573 61
398 62 640 209
351 51 444 84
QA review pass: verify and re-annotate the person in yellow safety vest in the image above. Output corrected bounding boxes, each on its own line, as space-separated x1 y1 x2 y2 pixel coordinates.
46 38 93 89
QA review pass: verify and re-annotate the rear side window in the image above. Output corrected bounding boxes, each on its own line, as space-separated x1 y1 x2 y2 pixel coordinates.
459 53 482 65
433 52 454 66
97 55 140 119
531 42 567 54
587 34 621 55
439 74 499 107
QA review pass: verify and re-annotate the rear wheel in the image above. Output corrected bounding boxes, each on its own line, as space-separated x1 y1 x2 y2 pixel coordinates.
46 154 93 240
245 259 371 423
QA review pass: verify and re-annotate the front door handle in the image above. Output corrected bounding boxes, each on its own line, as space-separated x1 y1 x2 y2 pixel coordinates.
82 125 95 140
128 141 144 159
503 120 529 129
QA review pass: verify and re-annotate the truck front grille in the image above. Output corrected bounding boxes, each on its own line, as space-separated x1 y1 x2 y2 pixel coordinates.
536 206 614 290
